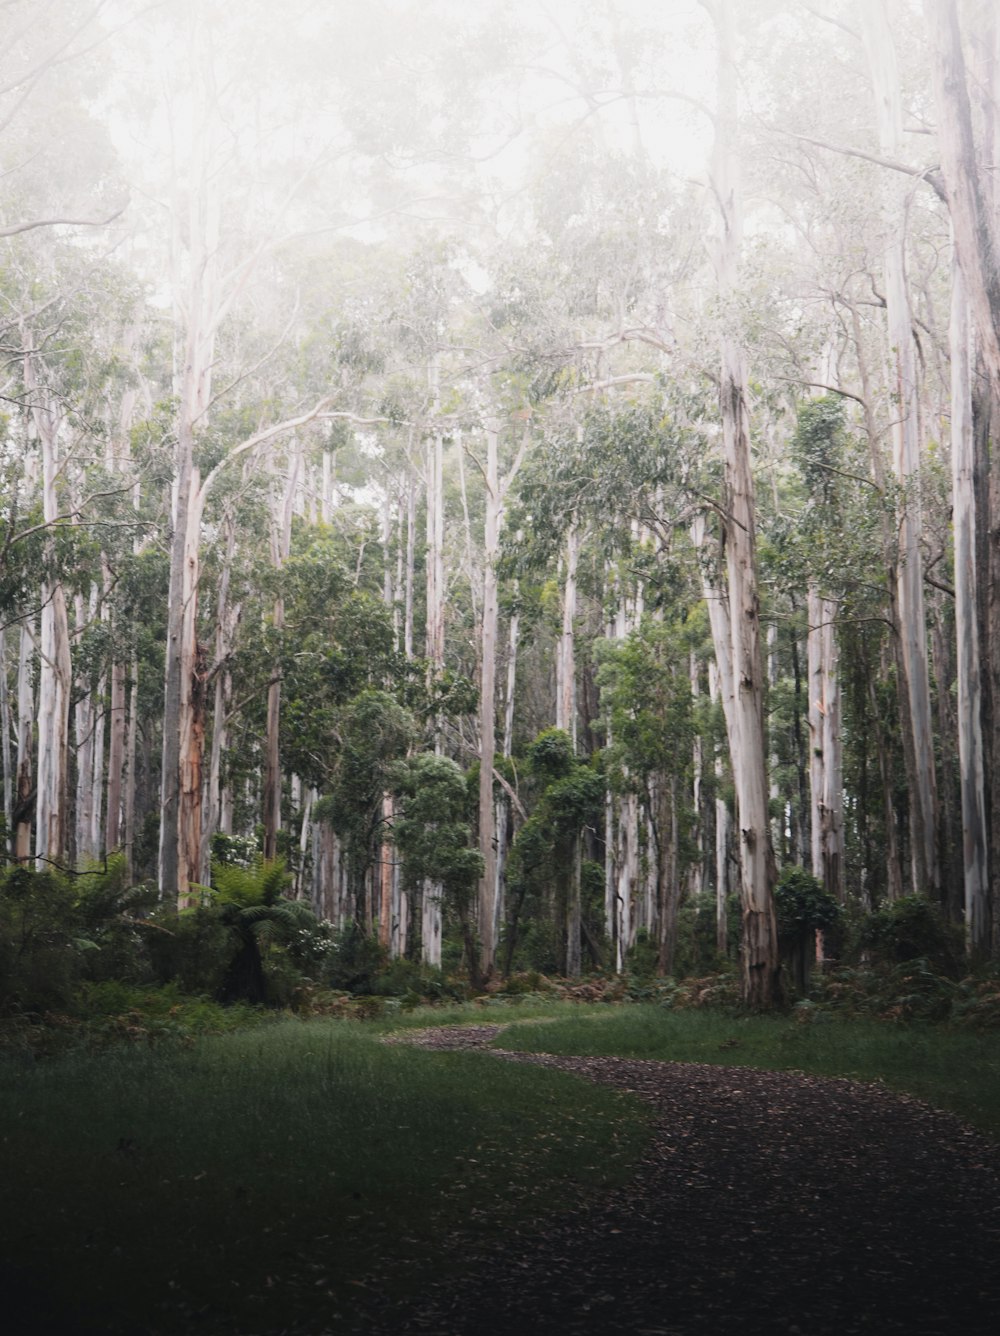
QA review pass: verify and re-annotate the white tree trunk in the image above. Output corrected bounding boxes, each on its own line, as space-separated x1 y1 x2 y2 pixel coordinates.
807 588 844 902
707 0 780 1006
862 0 939 899
949 248 990 951
422 359 445 966
708 660 731 956
477 421 501 975
29 361 72 870
556 521 578 746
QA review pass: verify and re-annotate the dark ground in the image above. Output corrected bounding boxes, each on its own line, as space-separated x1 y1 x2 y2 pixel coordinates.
347 1024 1000 1336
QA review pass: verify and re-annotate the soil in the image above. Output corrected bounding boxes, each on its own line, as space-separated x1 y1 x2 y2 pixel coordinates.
348 1023 1000 1336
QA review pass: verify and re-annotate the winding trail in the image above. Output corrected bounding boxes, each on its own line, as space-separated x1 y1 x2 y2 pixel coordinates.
364 1023 1000 1335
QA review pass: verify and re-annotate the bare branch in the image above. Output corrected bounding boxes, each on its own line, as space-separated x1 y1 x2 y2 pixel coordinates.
570 373 656 395
776 128 946 201
0 202 128 238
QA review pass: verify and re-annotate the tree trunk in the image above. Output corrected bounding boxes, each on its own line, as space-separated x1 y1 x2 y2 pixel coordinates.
422 358 445 967
707 0 780 1007
0 627 11 848
708 660 731 957
477 421 501 976
105 654 126 852
566 833 582 978
14 617 35 861
807 588 844 903
159 14 221 905
263 443 300 863
556 521 578 746
863 0 939 900
948 249 990 951
29 365 72 870
925 0 1000 950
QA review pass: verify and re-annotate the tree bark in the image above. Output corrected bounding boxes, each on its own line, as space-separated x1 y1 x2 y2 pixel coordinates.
862 0 939 900
477 420 501 976
948 248 990 952
556 521 579 746
707 0 780 1007
807 588 844 903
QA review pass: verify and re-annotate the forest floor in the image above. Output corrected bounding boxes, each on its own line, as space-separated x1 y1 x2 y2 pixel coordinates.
346 1022 1000 1336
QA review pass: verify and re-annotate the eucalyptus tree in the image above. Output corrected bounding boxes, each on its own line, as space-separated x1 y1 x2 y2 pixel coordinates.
923 0 999 954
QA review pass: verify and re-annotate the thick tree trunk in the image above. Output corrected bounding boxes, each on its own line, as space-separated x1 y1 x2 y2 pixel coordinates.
105 655 126 851
159 15 220 906
693 516 736 958
925 0 1000 950
708 660 731 956
566 834 582 978
862 0 939 900
378 792 394 950
30 368 72 870
422 359 445 967
807 588 844 903
36 581 71 868
14 618 35 861
949 251 990 951
708 0 780 1007
263 444 300 864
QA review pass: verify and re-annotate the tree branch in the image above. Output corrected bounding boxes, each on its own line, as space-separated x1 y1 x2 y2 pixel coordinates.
0 202 128 238
776 128 946 201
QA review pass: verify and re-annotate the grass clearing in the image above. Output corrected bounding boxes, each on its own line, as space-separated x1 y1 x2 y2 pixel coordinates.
0 1014 649 1334
492 1004 1000 1138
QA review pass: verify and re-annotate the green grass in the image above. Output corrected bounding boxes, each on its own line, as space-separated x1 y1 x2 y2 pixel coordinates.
0 1014 649 1334
491 1004 1000 1138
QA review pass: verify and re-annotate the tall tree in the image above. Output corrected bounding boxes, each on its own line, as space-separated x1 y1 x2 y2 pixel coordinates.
703 0 780 1007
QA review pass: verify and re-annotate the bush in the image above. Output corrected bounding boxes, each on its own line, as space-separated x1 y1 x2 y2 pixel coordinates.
775 866 841 995
0 866 82 1015
0 859 156 1015
673 893 727 979
625 928 659 981
145 905 234 996
859 896 963 976
322 923 387 994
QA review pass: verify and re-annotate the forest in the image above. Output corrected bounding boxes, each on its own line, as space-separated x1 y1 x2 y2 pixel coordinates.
7 3 1000 1334
3 0 1000 1026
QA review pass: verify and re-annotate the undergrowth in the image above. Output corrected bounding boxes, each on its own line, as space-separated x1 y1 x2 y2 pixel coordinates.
0 1016 649 1335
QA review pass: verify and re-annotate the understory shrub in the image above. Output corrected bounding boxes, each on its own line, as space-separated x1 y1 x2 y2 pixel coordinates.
0 859 156 1015
858 896 964 976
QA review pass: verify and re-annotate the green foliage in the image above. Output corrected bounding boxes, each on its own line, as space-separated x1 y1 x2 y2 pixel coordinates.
0 866 84 1015
527 726 575 781
322 923 387 995
673 893 727 979
391 753 483 901
211 855 292 908
625 928 660 981
774 866 841 942
0 859 157 1015
858 896 964 976
145 906 235 998
506 731 605 975
204 857 319 1005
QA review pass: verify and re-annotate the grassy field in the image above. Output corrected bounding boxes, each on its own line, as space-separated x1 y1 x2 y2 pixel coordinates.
3 998 998 1333
489 1004 1000 1138
0 1011 648 1334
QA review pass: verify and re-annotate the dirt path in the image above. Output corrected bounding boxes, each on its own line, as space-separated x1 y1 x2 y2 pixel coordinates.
359 1023 1000 1335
